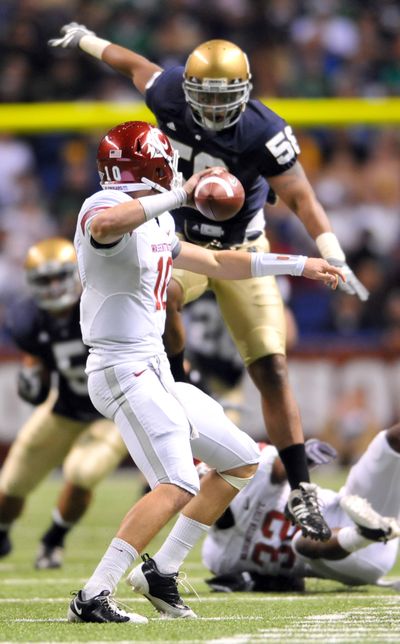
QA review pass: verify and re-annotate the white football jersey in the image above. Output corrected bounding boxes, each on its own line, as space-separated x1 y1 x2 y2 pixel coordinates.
75 189 180 371
202 445 306 577
203 434 400 585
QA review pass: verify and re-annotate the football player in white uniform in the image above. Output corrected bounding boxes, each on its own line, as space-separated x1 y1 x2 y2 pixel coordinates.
68 120 344 624
202 424 400 592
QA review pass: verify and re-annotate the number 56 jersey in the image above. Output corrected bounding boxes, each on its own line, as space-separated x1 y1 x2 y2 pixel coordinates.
75 189 181 372
202 445 306 578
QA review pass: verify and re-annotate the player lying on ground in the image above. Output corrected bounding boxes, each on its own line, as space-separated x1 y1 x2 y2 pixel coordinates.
201 424 400 592
67 119 345 624
48 22 365 543
0 238 127 569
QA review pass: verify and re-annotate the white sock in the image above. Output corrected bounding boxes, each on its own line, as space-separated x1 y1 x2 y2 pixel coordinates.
52 507 75 529
337 526 372 553
82 538 138 600
153 515 209 574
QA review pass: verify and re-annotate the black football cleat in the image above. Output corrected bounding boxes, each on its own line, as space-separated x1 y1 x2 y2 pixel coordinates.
67 589 148 623
127 554 196 618
35 543 64 569
285 482 331 541
0 531 12 558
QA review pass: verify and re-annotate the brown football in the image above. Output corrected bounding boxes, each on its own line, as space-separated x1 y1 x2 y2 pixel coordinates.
194 171 245 221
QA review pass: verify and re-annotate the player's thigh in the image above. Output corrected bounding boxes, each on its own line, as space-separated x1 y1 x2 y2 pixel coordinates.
88 364 199 494
63 419 128 489
172 266 209 305
342 431 400 517
211 269 286 366
174 382 260 470
0 405 84 496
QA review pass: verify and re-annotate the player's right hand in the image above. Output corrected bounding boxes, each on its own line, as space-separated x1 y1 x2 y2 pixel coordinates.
303 258 345 288
183 166 226 205
48 22 95 49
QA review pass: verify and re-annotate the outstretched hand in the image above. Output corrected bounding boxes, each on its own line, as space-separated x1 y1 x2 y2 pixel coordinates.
326 258 369 301
303 258 345 289
48 22 95 49
183 166 226 205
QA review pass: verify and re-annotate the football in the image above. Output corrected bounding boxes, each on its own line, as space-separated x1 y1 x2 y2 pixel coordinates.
194 171 245 221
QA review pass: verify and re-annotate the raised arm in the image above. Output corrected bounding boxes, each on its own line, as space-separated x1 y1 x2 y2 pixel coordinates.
48 22 161 94
268 162 369 301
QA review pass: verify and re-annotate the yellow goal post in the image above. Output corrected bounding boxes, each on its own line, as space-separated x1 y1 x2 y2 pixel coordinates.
1 97 400 132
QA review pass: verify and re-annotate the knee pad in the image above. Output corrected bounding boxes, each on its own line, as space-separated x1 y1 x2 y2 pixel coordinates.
217 471 255 491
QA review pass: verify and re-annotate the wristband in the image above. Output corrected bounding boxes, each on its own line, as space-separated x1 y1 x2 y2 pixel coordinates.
315 232 345 262
79 35 111 60
251 252 307 278
137 188 187 221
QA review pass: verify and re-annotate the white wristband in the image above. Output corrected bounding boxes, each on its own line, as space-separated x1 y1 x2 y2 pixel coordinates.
315 232 345 262
251 252 307 278
79 35 111 60
138 188 187 222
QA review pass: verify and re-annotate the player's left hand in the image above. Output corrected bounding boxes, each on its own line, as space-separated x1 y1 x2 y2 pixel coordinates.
326 258 369 301
305 438 337 469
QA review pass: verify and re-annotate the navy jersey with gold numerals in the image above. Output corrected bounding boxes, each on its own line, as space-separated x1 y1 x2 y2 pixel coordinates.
146 66 300 246
7 297 100 422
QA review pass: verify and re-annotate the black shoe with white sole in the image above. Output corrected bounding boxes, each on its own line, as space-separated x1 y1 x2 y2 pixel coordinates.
127 554 196 618
67 589 148 624
285 482 331 541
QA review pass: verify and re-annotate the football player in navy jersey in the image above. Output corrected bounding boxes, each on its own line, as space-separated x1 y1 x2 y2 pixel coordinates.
0 238 127 568
49 24 368 541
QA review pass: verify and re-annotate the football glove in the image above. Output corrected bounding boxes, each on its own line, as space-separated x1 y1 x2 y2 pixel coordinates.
326 258 369 301
48 22 95 49
305 438 337 470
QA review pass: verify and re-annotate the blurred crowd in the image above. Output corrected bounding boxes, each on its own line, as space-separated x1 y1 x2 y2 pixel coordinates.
0 0 400 352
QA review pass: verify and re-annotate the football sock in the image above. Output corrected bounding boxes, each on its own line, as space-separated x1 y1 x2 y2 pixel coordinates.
168 350 188 382
82 538 138 600
153 514 209 574
41 509 74 548
279 443 310 489
337 526 371 553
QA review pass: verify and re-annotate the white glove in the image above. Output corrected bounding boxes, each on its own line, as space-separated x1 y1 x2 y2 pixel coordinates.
48 22 95 49
326 258 370 301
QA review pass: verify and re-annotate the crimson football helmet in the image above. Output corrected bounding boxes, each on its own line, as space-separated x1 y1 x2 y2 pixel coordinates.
24 238 81 312
183 40 252 131
97 121 181 193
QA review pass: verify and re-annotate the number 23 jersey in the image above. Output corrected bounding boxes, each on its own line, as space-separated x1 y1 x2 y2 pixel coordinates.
202 445 305 577
75 189 181 371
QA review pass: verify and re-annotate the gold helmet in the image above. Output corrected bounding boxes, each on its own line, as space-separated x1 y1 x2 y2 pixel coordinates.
24 237 81 311
183 39 252 131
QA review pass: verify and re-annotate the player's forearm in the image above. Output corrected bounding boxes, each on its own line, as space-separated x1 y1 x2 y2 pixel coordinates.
78 35 161 93
294 530 349 560
175 247 306 279
101 44 162 90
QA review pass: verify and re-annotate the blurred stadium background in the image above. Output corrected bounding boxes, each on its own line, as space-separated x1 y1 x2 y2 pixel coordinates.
1 0 400 468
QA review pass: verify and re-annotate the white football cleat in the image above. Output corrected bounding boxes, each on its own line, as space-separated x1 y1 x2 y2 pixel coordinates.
340 495 400 543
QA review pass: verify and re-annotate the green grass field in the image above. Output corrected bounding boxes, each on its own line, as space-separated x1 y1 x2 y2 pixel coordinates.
0 468 400 643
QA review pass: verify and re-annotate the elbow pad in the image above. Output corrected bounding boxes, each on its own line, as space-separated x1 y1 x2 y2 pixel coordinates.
17 366 50 405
